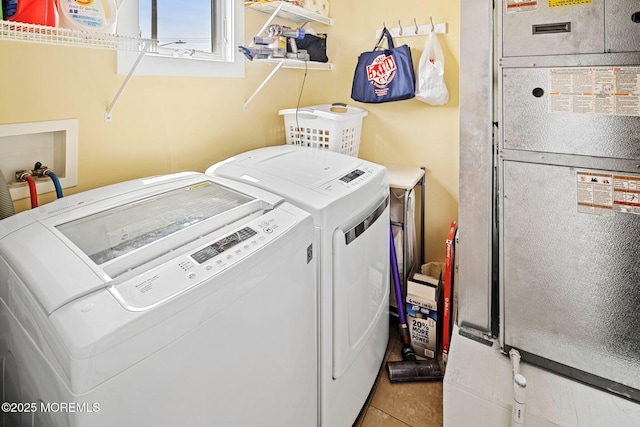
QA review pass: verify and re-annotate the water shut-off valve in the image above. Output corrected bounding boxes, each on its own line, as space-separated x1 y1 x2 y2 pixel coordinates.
14 162 64 206
15 162 54 182
15 169 32 182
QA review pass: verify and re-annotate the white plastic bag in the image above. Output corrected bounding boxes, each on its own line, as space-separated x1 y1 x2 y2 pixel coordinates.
415 31 449 105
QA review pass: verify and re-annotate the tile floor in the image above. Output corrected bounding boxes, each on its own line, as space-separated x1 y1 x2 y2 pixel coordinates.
352 316 444 427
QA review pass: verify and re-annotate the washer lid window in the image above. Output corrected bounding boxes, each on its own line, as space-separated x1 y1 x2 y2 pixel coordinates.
56 181 255 265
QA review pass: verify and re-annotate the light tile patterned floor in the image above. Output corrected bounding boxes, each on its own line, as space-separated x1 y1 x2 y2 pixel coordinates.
353 316 444 427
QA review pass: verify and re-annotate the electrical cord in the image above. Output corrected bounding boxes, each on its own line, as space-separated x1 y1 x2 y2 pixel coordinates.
294 59 308 146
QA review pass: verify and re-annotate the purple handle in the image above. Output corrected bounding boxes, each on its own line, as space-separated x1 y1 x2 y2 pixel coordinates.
390 224 407 326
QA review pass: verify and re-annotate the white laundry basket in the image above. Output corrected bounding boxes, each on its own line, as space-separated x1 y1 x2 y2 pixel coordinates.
279 103 368 157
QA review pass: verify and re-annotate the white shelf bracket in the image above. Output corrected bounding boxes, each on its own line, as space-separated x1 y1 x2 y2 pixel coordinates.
243 60 285 110
105 41 152 122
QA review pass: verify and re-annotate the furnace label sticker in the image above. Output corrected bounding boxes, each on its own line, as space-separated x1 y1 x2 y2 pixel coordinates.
613 174 640 215
549 0 592 7
549 67 640 116
576 171 613 216
506 0 538 14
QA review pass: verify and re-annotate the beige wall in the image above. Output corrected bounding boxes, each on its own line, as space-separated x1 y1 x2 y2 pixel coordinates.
0 0 459 262
316 2 461 263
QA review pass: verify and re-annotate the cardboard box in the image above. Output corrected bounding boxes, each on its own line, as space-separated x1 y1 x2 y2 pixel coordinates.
406 266 440 359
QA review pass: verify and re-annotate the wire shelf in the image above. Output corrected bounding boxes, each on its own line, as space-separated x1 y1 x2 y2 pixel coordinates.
246 1 333 26
0 21 156 51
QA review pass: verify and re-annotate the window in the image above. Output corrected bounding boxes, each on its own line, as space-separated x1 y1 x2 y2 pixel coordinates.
140 1 219 59
116 0 244 78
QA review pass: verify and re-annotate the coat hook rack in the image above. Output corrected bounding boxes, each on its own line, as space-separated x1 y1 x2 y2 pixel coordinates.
376 18 447 39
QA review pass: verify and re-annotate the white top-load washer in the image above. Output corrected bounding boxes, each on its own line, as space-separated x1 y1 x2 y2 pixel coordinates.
0 172 317 427
206 145 390 427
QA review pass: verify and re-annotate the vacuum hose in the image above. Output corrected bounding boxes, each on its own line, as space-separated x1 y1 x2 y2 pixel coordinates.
0 169 15 220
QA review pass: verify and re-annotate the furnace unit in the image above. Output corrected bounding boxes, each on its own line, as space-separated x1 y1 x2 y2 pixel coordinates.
447 1 640 425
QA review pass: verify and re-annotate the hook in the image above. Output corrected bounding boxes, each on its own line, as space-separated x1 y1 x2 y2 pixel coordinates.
398 20 403 35
414 18 419 34
430 16 435 32
383 21 386 29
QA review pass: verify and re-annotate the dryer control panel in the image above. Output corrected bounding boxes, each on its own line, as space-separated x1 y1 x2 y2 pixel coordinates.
108 209 295 311
316 165 382 197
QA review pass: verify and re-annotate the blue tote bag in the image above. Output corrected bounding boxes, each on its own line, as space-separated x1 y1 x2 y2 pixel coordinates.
351 27 416 103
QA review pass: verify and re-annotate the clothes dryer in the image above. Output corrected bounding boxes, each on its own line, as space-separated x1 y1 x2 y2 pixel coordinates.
0 172 317 427
207 146 389 427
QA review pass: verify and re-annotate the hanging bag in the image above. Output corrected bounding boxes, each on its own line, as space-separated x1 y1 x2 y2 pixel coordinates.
415 30 449 105
287 33 329 62
350 27 416 104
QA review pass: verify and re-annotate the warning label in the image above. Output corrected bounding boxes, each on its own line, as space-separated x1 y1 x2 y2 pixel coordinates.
577 171 640 216
577 171 613 216
506 0 538 13
549 67 640 116
613 174 640 215
549 0 592 7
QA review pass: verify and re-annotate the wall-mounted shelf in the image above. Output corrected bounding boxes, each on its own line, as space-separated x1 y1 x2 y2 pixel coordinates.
0 20 154 51
254 57 333 70
246 2 333 26
243 2 333 109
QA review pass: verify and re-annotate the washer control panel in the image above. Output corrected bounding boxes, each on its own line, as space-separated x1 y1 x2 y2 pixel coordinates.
190 227 258 265
109 209 293 311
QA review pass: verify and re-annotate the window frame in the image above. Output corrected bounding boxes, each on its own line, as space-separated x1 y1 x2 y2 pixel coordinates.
116 0 244 78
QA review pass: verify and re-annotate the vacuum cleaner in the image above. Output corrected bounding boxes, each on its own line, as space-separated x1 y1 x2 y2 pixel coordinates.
387 224 444 383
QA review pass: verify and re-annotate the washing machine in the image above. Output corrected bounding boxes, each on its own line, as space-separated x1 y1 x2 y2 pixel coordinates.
0 172 317 427
206 145 390 427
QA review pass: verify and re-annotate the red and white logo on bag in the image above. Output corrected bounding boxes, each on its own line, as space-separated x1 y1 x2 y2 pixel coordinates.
366 54 397 95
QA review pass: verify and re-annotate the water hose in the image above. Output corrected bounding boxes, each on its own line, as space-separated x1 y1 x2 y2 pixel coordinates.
25 175 38 209
45 170 64 198
0 169 15 219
